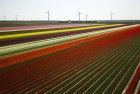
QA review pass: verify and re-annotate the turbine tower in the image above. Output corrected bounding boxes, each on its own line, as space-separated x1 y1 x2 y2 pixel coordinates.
111 12 114 21
86 14 88 21
3 16 6 21
78 11 82 21
15 15 18 21
46 11 50 21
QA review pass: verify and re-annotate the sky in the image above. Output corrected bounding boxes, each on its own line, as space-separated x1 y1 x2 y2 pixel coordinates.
0 0 140 21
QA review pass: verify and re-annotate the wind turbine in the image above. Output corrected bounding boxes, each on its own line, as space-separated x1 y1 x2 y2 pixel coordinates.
46 11 50 21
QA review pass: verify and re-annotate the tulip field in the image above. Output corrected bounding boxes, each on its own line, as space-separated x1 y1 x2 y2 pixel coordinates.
0 24 140 94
